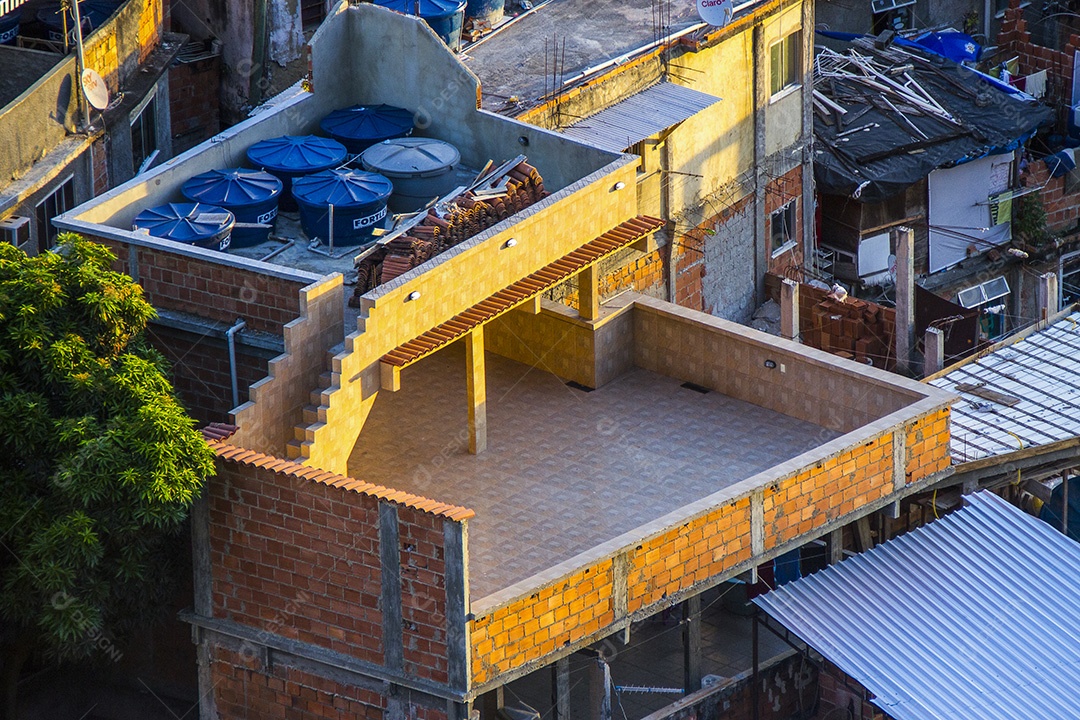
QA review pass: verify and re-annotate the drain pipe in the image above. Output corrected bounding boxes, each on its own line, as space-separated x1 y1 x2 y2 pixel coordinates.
226 319 247 409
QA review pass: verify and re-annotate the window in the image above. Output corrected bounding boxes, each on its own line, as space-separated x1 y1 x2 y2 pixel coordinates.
770 202 797 254
1063 253 1080 306
769 31 801 96
301 0 326 28
35 177 75 252
131 95 157 174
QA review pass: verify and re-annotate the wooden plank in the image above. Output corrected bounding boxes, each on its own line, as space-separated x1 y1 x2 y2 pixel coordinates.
954 382 1021 407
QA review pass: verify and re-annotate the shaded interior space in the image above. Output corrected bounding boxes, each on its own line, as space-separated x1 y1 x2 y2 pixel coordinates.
348 344 841 600
496 583 793 720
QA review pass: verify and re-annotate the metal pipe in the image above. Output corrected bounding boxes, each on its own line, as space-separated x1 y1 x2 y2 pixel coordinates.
69 0 91 129
1064 473 1070 537
328 203 335 255
226 319 246 409
751 614 759 720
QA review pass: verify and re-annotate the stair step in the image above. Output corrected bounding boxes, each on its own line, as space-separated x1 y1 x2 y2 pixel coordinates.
302 404 321 424
285 439 304 459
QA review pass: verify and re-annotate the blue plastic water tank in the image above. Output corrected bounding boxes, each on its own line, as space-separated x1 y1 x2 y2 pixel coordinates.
464 0 504 25
291 169 393 247
132 203 234 251
0 10 21 45
319 104 415 154
246 135 348 211
375 0 467 51
181 169 282 248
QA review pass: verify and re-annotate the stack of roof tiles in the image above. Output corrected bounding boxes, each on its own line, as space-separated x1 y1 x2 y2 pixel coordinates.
350 161 547 301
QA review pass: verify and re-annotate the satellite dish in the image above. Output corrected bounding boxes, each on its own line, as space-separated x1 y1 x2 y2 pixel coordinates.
81 68 109 111
697 0 733 27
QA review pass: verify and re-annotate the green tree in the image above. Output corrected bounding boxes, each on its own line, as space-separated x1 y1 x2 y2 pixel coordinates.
0 234 215 719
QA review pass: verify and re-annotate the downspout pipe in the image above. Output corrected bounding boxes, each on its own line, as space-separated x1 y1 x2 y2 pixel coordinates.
226 319 247 409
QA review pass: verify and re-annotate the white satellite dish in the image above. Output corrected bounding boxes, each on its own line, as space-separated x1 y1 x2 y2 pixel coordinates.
697 0 733 27
81 68 109 111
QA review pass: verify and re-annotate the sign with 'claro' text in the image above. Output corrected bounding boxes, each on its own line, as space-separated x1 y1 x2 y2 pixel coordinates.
697 0 733 27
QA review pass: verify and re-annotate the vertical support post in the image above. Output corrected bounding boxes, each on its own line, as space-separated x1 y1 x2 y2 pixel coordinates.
379 501 404 672
893 226 915 375
589 657 612 720
480 687 504 720
780 278 800 341
190 493 217 720
1064 473 1070 537
752 24 768 306
829 527 843 565
682 594 702 694
923 326 945 377
579 265 600 321
553 656 571 720
1038 271 1060 321
445 520 470 692
800 0 816 270
466 327 487 454
751 615 760 720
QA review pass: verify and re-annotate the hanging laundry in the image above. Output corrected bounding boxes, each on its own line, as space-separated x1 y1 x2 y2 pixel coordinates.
1023 69 1048 99
989 190 1014 225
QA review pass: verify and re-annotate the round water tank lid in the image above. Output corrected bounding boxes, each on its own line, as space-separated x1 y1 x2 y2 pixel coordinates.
374 0 466 20
361 138 460 179
182 169 283 207
246 135 348 173
292 169 394 207
320 104 415 142
132 203 235 242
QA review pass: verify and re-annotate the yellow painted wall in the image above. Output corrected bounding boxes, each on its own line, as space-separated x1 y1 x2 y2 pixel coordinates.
301 158 639 472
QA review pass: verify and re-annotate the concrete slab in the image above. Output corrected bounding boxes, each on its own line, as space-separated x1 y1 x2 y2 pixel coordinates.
348 345 840 599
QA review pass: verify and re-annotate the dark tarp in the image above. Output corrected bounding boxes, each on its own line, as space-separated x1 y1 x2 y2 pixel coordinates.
813 40 1054 203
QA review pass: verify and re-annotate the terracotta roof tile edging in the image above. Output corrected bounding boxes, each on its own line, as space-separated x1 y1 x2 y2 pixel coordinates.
206 439 475 521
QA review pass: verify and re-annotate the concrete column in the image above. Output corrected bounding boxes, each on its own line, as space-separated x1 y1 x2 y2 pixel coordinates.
579 265 600 321
923 327 945 377
552 656 571 720
589 658 612 720
379 502 404 672
752 24 769 307
781 278 800 341
466 327 487 454
800 0 816 270
829 527 844 565
682 595 702 694
445 520 470 692
190 495 217 720
1038 271 1060 321
892 226 915 375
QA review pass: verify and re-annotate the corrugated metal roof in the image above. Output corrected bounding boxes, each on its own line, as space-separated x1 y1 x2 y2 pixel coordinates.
927 309 1080 462
754 491 1080 720
559 82 722 153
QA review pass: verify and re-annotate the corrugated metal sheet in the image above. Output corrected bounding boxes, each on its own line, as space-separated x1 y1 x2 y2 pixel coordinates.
560 82 722 153
754 491 1080 720
927 309 1080 462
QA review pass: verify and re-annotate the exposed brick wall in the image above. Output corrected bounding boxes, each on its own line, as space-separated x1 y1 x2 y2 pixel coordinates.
86 234 309 334
905 406 952 484
92 137 110 196
146 324 270 425
599 246 668 299
1022 158 1080 235
83 0 163 95
210 645 397 720
764 166 805 276
817 663 884 720
203 455 466 719
210 462 385 665
169 57 222 155
399 512 449 685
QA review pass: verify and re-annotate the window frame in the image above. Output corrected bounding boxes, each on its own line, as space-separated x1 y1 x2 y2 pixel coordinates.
35 175 76 252
769 31 802 98
769 201 798 256
130 90 158 174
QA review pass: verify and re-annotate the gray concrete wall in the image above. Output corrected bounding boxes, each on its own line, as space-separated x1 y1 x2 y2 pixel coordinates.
704 198 757 324
0 55 78 189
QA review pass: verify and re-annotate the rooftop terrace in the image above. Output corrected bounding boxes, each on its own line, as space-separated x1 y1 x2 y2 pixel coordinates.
350 342 840 600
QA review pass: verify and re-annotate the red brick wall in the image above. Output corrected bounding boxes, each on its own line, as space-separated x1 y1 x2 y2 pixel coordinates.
599 246 668 299
765 166 805 275
169 57 222 155
147 324 270 424
205 458 463 719
210 462 386 665
817 664 884 720
399 512 450 685
210 645 398 720
92 137 110 195
87 234 308 334
1022 159 1080 235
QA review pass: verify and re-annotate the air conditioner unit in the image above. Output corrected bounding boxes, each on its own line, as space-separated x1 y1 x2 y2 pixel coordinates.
0 215 30 250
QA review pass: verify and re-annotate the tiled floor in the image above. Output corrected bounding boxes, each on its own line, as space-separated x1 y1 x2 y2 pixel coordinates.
348 345 839 600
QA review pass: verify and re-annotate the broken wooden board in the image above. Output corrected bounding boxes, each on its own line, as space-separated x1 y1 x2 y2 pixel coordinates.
954 382 1021 407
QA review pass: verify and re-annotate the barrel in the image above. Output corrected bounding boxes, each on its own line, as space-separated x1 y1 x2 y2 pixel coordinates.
132 203 234 252
246 135 348 211
182 169 283 248
291 169 394 247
